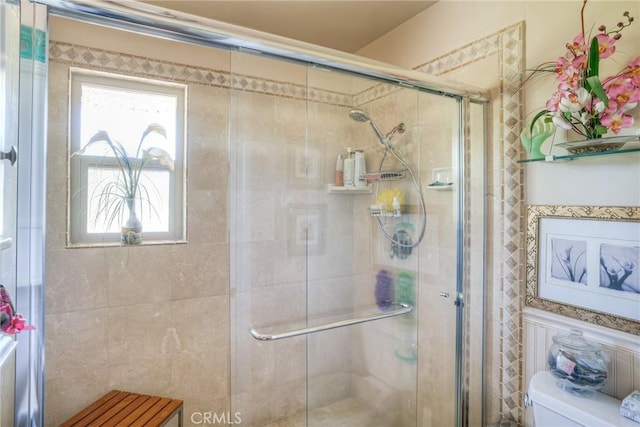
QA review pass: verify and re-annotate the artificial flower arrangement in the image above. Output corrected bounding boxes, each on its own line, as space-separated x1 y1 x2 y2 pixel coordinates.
73 124 174 244
521 0 640 158
0 285 34 335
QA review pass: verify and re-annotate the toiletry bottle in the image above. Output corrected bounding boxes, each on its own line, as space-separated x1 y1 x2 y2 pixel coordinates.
335 154 344 186
354 149 367 187
392 196 401 216
343 148 355 187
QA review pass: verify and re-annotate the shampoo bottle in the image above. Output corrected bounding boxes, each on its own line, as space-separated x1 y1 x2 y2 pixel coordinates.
354 149 367 187
343 148 355 187
335 154 344 186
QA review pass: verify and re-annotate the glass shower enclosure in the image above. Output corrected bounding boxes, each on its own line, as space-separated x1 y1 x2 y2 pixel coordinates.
35 1 487 425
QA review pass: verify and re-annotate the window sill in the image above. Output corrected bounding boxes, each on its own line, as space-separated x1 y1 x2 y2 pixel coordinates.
66 239 188 249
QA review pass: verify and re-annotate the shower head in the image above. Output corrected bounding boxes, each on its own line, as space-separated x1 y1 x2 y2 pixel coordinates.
348 109 389 148
348 109 370 123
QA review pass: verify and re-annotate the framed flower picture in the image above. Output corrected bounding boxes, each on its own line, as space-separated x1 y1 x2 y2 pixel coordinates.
525 205 640 335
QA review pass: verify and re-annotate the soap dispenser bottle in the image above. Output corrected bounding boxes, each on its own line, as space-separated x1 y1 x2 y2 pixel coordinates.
392 196 401 217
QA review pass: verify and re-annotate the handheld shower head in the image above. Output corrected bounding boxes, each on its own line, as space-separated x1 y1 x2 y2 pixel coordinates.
348 109 370 123
349 109 388 147
349 109 405 149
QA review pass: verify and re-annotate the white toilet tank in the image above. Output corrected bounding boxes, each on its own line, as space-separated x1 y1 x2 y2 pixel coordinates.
528 371 637 426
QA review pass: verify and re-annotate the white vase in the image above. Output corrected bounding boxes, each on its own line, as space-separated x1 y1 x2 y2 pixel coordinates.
121 200 142 245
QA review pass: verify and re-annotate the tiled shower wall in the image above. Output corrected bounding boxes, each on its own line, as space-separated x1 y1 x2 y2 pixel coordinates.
46 50 231 425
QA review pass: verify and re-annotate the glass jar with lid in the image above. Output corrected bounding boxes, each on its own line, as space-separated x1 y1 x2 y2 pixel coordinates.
547 329 608 396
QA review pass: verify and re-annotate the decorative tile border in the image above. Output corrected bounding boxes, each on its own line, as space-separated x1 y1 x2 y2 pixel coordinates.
415 33 501 76
415 22 525 424
49 41 354 106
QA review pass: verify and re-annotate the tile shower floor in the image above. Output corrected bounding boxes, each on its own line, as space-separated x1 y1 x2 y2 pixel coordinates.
263 398 376 427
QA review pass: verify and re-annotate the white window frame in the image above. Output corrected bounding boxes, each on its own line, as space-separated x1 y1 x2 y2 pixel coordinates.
68 69 186 245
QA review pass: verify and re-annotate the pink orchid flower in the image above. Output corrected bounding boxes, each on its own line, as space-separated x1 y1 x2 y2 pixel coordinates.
558 65 582 88
596 33 617 59
566 33 587 57
601 111 634 133
625 58 640 84
571 54 587 73
545 92 563 112
606 78 640 107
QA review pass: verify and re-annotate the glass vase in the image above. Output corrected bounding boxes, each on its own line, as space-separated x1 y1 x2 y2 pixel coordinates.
547 329 608 396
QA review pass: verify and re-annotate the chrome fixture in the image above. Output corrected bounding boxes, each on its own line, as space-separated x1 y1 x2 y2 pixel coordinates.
250 303 413 341
348 108 405 149
349 109 426 249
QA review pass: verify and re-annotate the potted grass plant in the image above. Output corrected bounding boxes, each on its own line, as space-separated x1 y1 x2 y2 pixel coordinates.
73 123 174 245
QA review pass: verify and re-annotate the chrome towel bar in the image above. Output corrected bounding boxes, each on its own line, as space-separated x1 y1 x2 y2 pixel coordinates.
250 303 413 341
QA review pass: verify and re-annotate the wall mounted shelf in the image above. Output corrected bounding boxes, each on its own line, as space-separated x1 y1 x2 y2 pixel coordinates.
518 146 640 163
427 183 454 191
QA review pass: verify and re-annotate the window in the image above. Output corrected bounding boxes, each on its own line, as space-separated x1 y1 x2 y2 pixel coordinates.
69 69 186 245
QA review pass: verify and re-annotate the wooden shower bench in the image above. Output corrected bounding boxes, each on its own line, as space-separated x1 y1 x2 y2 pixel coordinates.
60 390 183 426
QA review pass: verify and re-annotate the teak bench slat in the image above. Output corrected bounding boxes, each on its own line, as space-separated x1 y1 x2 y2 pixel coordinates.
60 390 183 427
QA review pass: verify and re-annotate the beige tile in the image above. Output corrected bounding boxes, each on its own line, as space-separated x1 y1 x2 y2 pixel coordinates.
45 249 109 313
230 91 276 143
107 301 173 365
233 241 289 290
171 243 229 299
170 296 228 364
45 367 110 427
271 378 306 422
45 120 70 250
168 352 228 422
186 136 228 192
108 357 172 396
45 308 109 380
187 85 230 144
106 245 174 306
186 189 228 244
233 190 277 242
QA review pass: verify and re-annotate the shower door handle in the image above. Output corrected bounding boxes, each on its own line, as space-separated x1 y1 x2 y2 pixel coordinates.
250 303 414 341
0 146 17 166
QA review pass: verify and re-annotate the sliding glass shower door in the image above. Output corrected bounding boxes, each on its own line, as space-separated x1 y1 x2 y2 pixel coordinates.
229 48 469 426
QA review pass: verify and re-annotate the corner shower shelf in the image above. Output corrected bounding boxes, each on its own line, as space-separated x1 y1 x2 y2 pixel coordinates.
327 184 372 194
427 182 454 191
